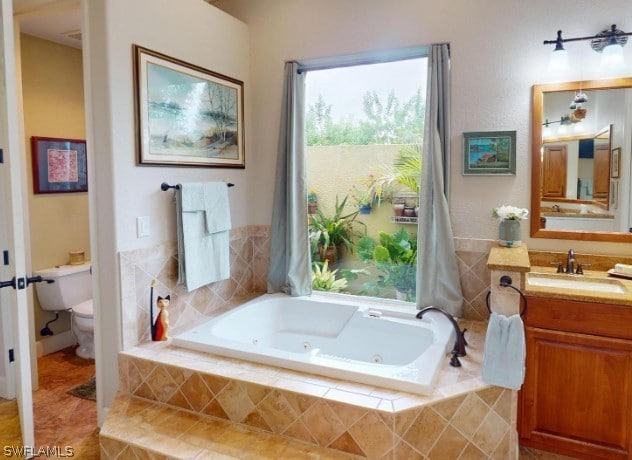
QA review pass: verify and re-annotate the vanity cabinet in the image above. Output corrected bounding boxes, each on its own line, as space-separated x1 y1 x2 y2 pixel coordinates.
519 296 632 459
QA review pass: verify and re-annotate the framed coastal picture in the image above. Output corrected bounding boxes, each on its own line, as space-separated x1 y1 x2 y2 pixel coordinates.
133 45 245 168
462 131 516 175
30 137 88 194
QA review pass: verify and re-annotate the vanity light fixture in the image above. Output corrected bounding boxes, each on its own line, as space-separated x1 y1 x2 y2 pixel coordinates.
544 24 631 68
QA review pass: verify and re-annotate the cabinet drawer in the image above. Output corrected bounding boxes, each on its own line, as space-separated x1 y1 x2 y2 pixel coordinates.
525 296 632 340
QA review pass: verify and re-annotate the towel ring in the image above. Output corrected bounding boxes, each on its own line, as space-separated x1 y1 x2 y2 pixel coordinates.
485 275 527 316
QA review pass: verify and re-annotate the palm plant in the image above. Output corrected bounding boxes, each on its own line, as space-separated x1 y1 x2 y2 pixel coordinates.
308 195 365 263
366 144 421 203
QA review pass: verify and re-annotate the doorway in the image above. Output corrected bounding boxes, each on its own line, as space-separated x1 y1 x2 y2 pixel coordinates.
15 2 97 450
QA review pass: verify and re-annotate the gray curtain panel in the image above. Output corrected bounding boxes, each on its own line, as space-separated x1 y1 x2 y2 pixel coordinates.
267 62 312 296
416 44 464 316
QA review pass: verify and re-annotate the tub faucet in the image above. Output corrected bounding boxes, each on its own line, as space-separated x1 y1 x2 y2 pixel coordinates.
565 249 576 274
416 306 467 367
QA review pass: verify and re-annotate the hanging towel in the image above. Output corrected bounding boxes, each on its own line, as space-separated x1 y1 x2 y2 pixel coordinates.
176 182 232 291
481 312 526 390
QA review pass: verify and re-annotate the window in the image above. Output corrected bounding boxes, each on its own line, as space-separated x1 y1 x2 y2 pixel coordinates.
305 57 427 302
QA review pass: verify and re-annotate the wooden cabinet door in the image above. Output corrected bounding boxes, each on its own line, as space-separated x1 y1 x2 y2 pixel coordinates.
520 327 632 459
593 144 610 202
542 145 567 198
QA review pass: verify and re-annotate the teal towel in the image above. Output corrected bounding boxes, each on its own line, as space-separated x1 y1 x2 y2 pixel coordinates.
482 312 526 390
176 182 231 291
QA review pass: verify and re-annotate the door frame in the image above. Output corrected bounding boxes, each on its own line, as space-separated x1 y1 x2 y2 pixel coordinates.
0 0 35 447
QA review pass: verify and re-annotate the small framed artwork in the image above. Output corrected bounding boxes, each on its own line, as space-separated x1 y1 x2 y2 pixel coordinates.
30 137 88 194
611 179 619 209
133 45 245 168
462 131 516 175
611 147 621 178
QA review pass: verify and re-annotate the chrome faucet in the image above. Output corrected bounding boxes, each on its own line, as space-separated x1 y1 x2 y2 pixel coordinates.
416 306 467 367
565 249 576 274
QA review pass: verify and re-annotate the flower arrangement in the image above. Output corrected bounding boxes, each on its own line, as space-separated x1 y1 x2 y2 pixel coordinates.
492 205 529 221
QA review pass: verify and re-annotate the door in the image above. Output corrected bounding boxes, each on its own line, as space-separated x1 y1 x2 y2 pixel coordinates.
593 144 610 203
0 0 34 449
542 145 567 198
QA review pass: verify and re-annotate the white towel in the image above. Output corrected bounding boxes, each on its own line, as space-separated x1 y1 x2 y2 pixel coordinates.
176 182 232 291
481 312 526 390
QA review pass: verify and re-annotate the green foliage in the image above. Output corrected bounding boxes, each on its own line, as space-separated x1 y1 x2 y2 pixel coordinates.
306 90 424 146
358 229 418 297
308 195 366 261
311 260 348 293
367 144 422 202
308 190 318 203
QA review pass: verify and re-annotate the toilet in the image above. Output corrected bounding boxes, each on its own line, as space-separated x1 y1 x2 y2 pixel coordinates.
34 262 94 359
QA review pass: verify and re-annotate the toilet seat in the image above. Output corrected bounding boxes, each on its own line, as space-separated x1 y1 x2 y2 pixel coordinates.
72 299 93 318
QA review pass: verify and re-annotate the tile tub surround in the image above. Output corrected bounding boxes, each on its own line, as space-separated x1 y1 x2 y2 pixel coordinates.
455 238 495 321
119 225 270 349
112 319 519 459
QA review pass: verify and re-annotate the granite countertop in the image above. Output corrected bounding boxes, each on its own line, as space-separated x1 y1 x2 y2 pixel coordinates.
541 211 614 219
487 245 530 272
524 265 632 307
487 244 632 306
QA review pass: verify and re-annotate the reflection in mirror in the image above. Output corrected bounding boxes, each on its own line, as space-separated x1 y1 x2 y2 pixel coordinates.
531 78 632 242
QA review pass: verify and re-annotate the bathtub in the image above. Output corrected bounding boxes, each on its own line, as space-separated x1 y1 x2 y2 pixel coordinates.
172 293 456 395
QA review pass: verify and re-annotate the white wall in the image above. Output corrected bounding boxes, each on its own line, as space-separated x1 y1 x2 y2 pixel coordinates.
216 0 632 255
83 0 249 417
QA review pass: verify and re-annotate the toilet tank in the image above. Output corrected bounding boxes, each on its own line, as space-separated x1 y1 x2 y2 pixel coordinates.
33 262 92 311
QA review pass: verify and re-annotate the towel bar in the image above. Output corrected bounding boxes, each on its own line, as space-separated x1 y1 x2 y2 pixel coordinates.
160 182 234 191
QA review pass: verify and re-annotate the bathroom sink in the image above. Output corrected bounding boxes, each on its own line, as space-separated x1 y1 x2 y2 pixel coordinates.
526 273 627 294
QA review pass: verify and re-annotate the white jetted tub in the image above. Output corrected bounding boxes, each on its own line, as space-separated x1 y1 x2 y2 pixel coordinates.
172 293 456 395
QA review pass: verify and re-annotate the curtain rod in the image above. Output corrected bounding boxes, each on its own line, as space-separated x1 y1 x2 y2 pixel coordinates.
295 44 439 74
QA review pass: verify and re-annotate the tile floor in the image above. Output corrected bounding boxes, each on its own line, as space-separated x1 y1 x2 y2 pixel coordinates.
0 396 24 456
34 346 100 458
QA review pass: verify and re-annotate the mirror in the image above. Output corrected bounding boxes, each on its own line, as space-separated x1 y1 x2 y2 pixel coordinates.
531 78 632 242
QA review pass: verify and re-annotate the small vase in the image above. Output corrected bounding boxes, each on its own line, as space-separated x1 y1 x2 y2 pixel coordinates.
359 204 372 215
393 203 405 216
498 219 522 247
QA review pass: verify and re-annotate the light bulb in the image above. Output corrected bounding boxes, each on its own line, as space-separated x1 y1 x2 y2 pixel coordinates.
601 43 625 68
573 121 584 132
543 125 552 138
549 49 569 71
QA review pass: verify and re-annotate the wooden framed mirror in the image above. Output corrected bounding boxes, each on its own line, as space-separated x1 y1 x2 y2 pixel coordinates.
531 78 632 242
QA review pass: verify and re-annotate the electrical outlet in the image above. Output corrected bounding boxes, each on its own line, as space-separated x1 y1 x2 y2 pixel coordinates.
137 216 150 238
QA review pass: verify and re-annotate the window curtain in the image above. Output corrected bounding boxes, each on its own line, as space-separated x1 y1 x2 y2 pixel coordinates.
267 62 312 296
416 44 463 316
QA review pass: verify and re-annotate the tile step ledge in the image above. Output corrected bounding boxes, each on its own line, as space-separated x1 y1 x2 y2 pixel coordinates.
100 393 357 459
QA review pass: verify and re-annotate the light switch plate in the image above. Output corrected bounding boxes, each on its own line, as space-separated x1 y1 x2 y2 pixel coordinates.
137 216 150 238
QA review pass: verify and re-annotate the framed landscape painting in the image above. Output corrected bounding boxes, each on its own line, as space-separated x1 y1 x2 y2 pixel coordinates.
462 131 516 175
133 45 245 168
31 137 88 194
